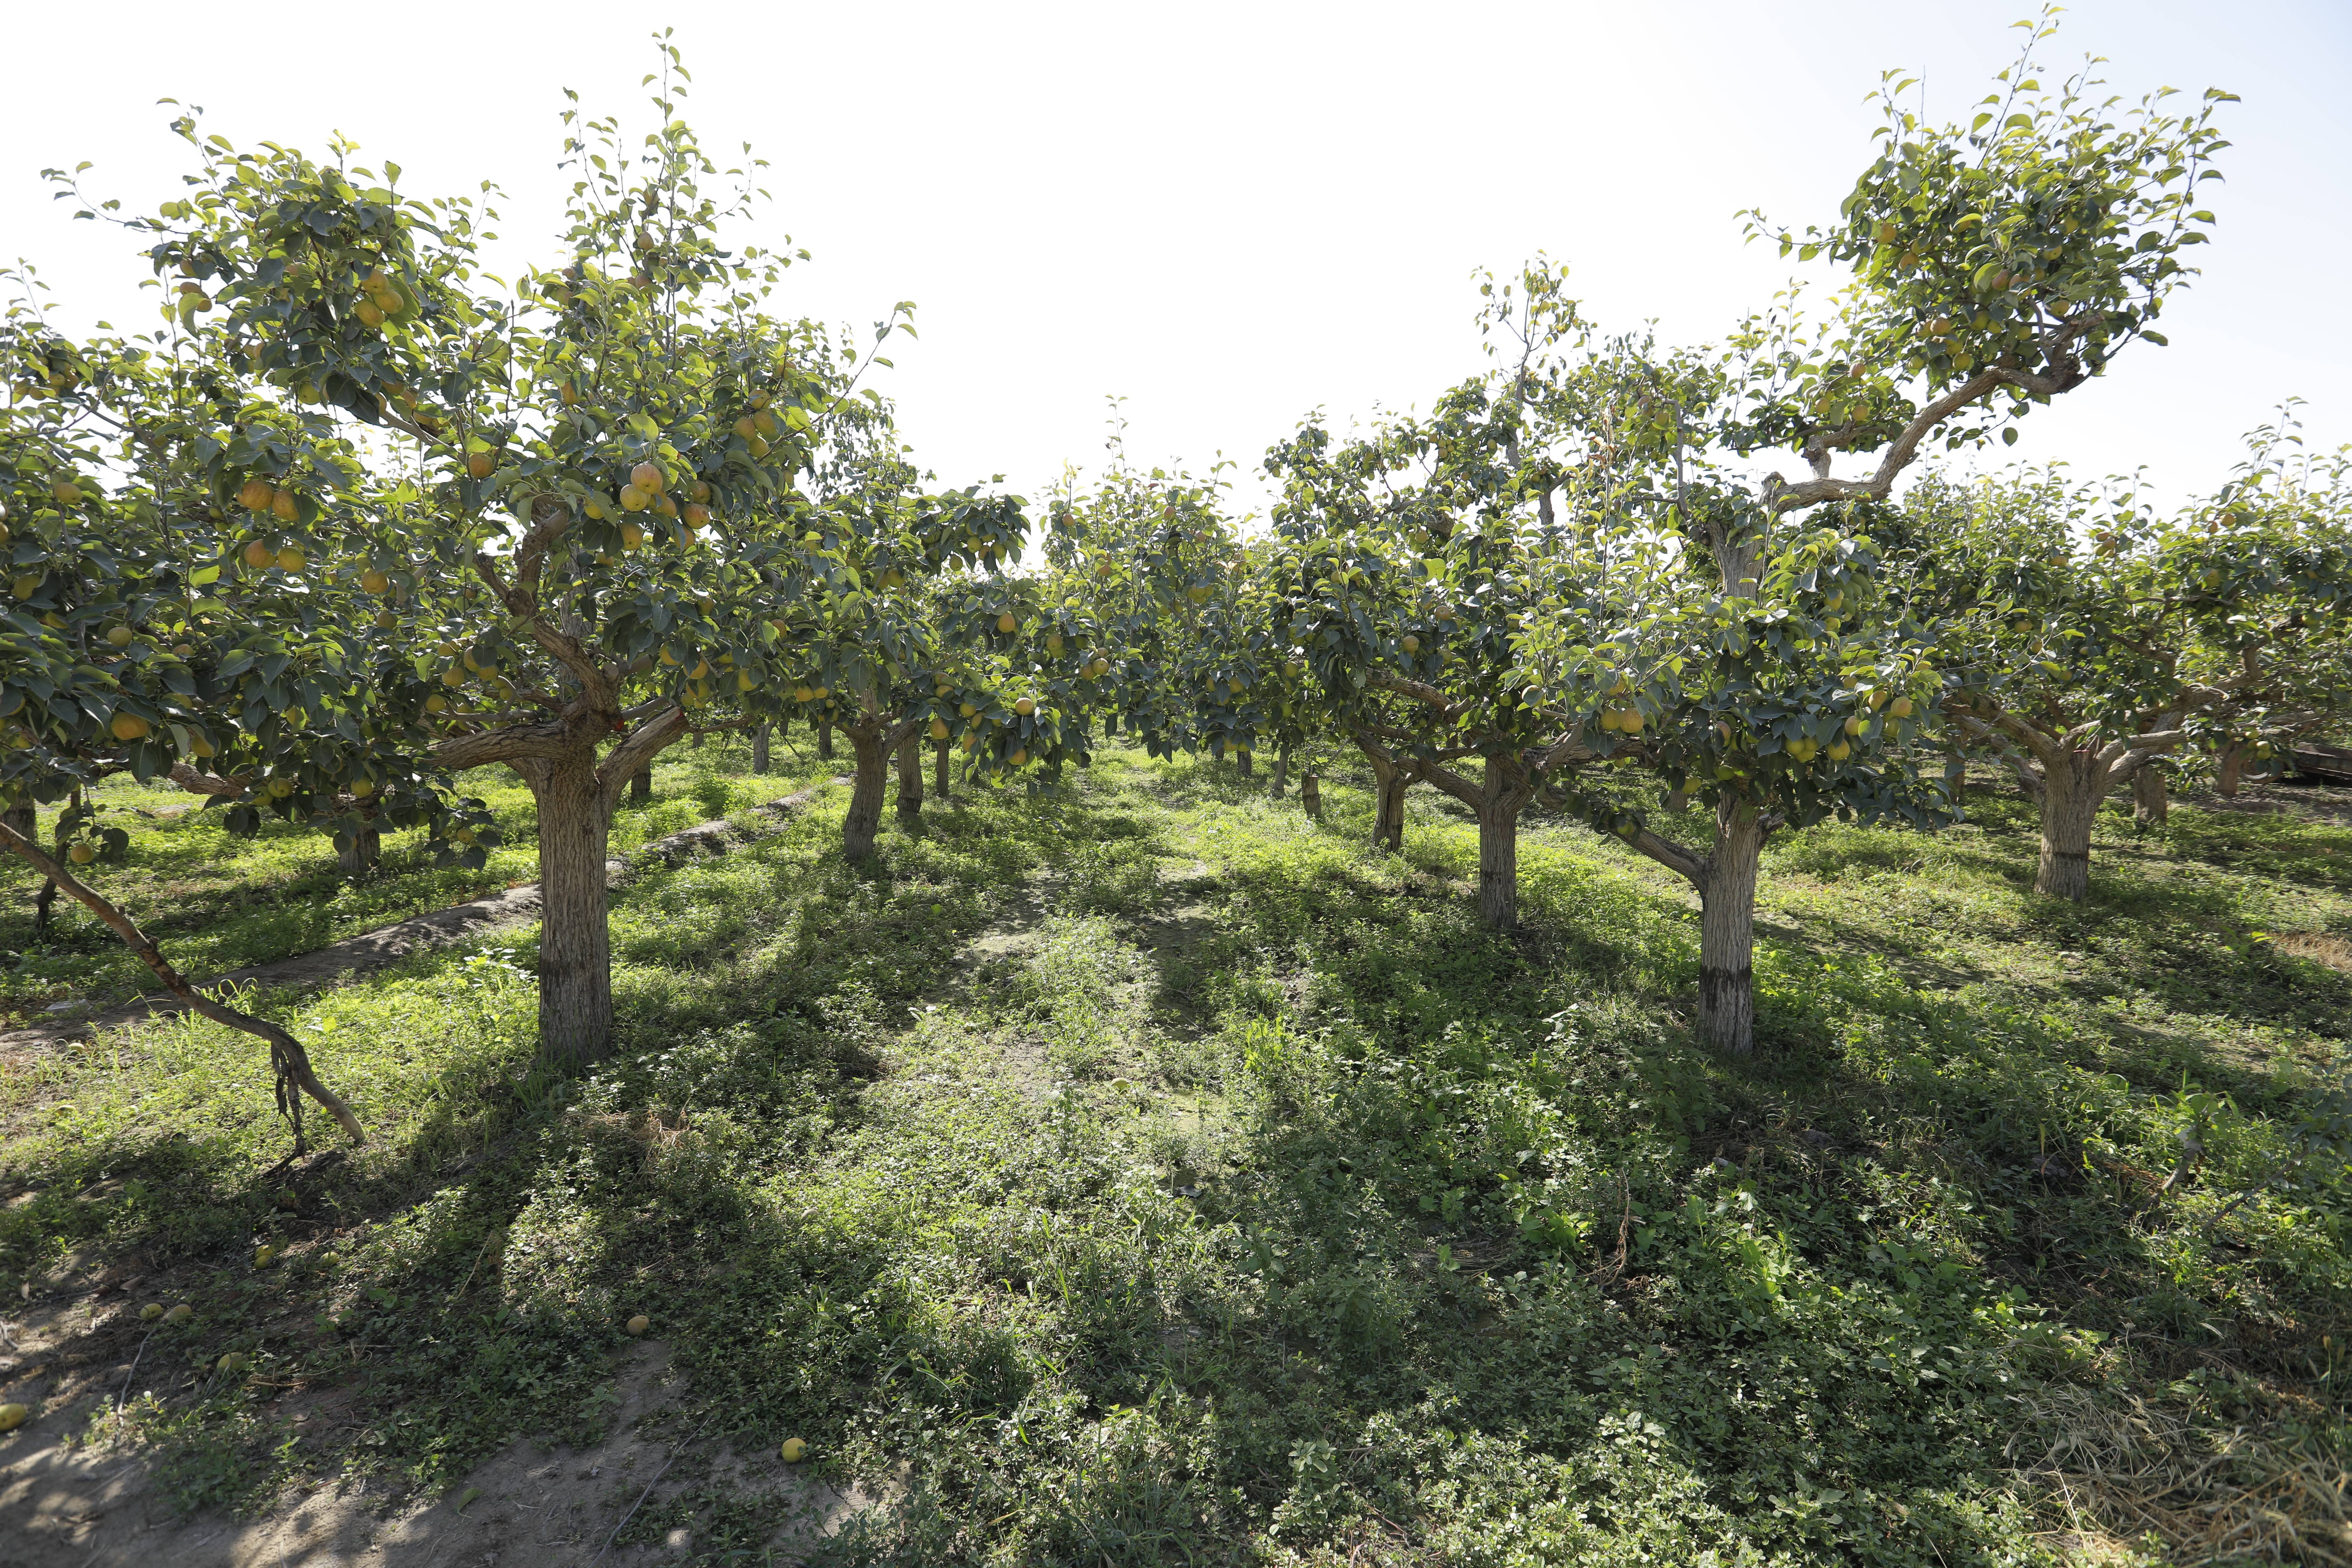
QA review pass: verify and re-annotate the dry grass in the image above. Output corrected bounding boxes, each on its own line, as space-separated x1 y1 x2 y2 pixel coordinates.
2274 930 2352 974
2010 1385 2352 1564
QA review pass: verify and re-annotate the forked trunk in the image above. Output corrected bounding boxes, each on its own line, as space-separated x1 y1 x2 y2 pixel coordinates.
933 739 950 801
530 754 617 1069
1270 747 1290 798
2034 751 2106 901
896 733 923 820
1698 799 1765 1055
752 723 771 776
817 720 835 762
2132 766 2169 828
629 767 651 804
843 728 888 860
1300 772 1322 819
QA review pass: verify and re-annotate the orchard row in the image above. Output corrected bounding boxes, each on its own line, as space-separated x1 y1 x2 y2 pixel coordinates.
1 29 2338 1140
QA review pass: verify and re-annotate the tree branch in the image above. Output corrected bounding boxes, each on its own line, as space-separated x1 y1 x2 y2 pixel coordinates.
0 817 363 1145
1627 826 1706 889
595 703 691 811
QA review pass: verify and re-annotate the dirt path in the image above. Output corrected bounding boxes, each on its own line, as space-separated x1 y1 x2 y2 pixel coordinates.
0 777 848 1061
1 1342 864 1565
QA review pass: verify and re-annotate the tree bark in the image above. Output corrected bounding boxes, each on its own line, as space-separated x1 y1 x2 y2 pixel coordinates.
1300 772 1322 819
751 723 771 776
0 815 364 1145
817 719 835 762
1697 800 1766 1055
629 767 651 805
896 732 923 821
1477 799 1519 930
1270 747 1290 797
2132 766 2169 829
844 727 888 860
1235 748 1254 779
1474 758 1531 932
1368 753 1406 852
526 752 617 1069
933 739 950 801
2035 751 2106 901
336 817 382 878
2217 746 2245 799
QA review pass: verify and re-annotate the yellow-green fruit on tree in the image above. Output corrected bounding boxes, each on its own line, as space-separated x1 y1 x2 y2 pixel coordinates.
996 613 1017 635
68 843 95 865
276 546 306 574
111 713 150 742
465 451 496 480
243 540 274 570
360 569 391 595
106 625 134 648
271 490 299 522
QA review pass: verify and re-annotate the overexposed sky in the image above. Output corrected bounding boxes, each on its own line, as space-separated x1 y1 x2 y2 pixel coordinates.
5 1 2345 522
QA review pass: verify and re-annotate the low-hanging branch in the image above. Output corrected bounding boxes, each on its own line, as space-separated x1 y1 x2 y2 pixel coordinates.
0 816 365 1147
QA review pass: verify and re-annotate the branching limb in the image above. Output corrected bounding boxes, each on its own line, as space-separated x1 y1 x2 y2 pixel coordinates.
0 817 364 1146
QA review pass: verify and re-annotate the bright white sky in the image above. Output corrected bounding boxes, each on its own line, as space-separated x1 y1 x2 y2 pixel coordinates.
5 1 2345 525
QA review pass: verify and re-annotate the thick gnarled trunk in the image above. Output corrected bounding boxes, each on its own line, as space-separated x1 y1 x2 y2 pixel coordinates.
2035 751 2107 901
844 727 888 860
896 733 923 821
1697 800 1765 1055
528 753 617 1069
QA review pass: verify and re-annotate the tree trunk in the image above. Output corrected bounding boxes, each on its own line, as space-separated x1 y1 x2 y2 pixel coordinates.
1697 800 1765 1055
1270 747 1290 798
896 732 923 821
1475 760 1525 932
2217 746 2245 799
2034 751 2106 901
817 720 835 762
1368 754 1406 852
1236 749 1254 779
527 755 617 1069
1477 802 1519 931
337 818 382 877
629 767 651 804
2132 766 2169 829
691 727 704 750
843 727 887 860
933 740 950 801
1300 772 1322 819
751 723 771 776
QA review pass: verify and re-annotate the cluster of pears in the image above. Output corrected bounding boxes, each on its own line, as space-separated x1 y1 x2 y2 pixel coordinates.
236 476 304 526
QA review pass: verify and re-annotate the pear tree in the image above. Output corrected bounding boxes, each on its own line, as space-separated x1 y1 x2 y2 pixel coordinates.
35 53 947 1066
1908 429 2352 898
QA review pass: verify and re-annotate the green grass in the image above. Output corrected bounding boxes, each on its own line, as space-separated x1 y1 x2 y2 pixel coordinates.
0 734 834 1024
2 754 2346 1565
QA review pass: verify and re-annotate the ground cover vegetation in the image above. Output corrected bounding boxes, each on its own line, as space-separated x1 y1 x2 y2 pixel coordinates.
4 14 2351 1567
